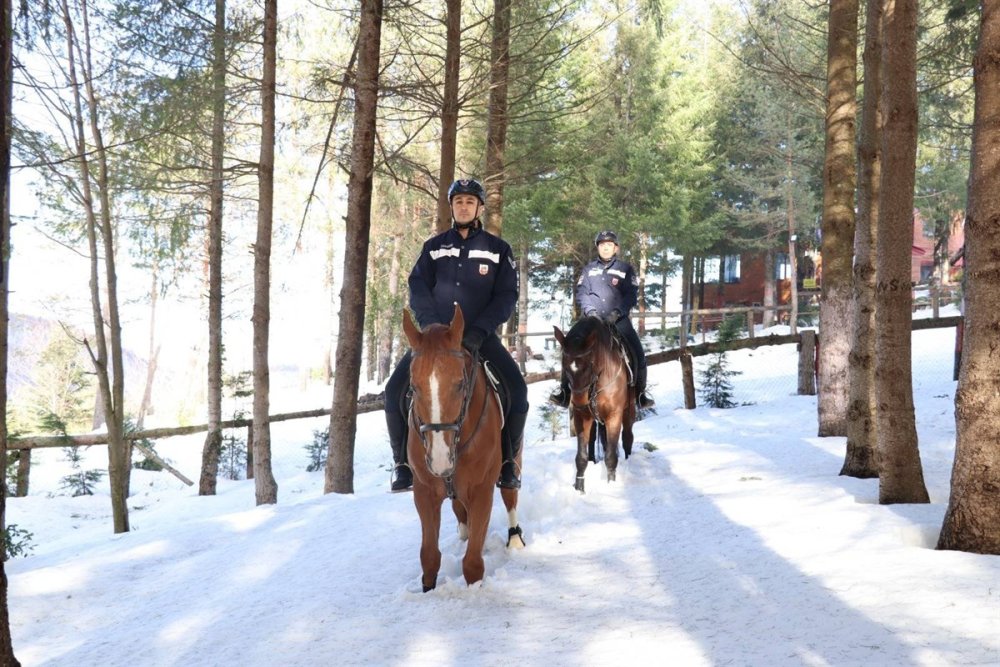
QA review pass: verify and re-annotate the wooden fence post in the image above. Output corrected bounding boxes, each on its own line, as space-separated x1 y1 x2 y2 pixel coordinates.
681 352 696 409
798 329 817 395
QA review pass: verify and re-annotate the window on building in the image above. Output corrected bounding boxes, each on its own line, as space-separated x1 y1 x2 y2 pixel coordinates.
723 255 741 283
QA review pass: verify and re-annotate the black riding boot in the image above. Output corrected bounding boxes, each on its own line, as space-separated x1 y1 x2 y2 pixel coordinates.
498 410 526 489
386 409 412 492
636 360 654 408
548 376 570 408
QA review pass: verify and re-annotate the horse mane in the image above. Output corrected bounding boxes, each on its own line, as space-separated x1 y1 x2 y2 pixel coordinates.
564 316 617 370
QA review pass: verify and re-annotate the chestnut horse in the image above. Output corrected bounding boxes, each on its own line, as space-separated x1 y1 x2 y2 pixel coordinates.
402 304 525 592
553 316 635 493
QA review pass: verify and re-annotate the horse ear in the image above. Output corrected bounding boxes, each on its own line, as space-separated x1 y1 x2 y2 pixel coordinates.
402 309 421 348
449 303 465 346
553 326 565 346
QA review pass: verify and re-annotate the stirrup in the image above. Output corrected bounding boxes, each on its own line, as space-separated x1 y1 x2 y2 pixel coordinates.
390 463 413 492
497 459 521 489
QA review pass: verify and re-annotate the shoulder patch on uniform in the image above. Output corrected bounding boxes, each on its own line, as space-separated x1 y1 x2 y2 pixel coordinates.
607 269 627 279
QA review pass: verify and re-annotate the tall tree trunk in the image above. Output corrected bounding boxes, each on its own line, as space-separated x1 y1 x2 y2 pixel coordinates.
938 0 1000 554
517 242 528 373
817 0 859 437
637 232 648 336
136 259 160 429
484 0 510 238
325 0 383 495
843 0 882 478
785 118 798 336
763 250 775 328
377 223 401 381
64 0 129 532
200 0 226 496
435 0 461 233
0 0 21 659
252 0 278 505
323 213 335 385
681 253 693 344
875 0 929 505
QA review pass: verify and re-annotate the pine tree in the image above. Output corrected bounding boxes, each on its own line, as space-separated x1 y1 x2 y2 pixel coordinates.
698 315 744 409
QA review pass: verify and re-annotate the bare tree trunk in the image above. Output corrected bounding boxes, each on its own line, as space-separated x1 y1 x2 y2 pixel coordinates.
637 232 648 336
435 0 461 233
938 0 1000 554
0 0 21 657
377 225 401 381
484 0 510 239
875 0 929 505
252 0 279 505
200 0 226 496
136 262 160 429
843 0 882 479
680 253 693 344
785 119 799 336
763 250 775 329
817 0 859 437
323 214 335 385
325 0 383 495
517 242 528 372
64 0 129 533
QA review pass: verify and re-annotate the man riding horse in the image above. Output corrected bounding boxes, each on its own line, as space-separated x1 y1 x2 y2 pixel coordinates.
549 230 655 410
384 178 529 493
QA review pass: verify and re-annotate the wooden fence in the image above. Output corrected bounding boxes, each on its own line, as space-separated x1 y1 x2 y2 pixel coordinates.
9 314 962 453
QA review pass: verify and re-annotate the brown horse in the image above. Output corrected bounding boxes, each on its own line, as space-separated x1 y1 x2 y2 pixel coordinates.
553 316 635 493
402 304 525 592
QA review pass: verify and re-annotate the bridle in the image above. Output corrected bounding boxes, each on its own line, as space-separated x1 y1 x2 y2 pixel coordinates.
564 332 626 423
408 347 490 498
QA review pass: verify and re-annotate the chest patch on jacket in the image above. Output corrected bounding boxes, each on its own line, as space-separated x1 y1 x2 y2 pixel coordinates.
479 264 489 275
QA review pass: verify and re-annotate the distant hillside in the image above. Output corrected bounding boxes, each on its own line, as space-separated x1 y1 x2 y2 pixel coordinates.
9 313 150 423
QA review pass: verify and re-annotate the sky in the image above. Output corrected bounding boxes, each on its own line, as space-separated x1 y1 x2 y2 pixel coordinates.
6 317 1000 667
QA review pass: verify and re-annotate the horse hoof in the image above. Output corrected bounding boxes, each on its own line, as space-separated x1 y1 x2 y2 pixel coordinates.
608 471 616 482
422 583 436 593
507 525 526 549
574 477 585 493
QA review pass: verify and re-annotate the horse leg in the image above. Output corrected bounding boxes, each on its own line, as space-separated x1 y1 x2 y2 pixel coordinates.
452 498 469 541
460 481 495 585
623 399 635 459
604 412 623 483
412 482 443 592
500 446 525 549
574 414 593 493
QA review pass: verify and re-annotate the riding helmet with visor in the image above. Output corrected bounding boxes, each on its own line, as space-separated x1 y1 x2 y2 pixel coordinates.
447 178 487 205
594 230 619 247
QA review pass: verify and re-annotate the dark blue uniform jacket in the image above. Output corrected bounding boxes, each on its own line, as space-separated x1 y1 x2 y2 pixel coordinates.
409 226 518 335
576 256 639 320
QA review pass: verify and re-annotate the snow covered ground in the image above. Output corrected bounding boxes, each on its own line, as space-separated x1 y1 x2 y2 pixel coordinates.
7 323 999 667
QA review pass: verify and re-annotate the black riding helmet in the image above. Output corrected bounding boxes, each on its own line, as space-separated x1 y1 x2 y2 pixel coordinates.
448 178 487 205
594 230 619 246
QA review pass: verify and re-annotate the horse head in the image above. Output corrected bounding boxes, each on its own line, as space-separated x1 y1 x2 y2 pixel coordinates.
553 316 607 407
403 304 475 478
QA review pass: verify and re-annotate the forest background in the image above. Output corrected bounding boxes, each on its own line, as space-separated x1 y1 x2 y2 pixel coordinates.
7 0 973 439
1 0 998 660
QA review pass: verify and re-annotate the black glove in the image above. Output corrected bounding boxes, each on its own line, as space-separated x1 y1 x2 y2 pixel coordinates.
584 309 598 319
604 310 621 325
462 327 486 355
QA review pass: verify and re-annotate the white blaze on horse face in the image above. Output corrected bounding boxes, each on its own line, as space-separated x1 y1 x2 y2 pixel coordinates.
570 360 579 373
427 369 452 475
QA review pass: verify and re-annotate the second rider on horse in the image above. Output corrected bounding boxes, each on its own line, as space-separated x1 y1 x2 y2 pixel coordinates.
549 230 655 410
